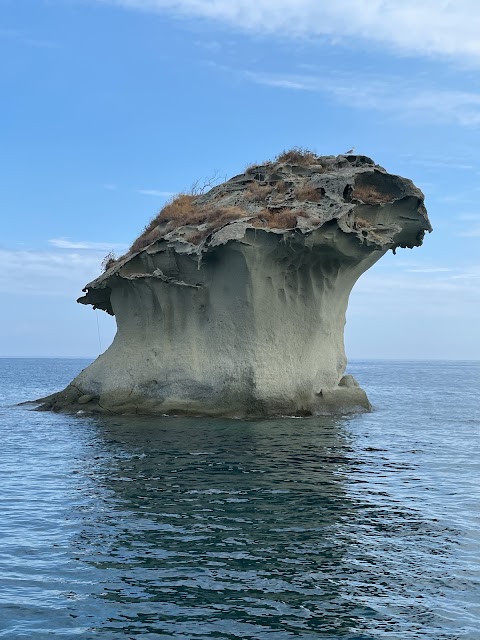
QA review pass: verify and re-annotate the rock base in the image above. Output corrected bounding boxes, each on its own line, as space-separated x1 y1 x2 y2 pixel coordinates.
35 374 371 418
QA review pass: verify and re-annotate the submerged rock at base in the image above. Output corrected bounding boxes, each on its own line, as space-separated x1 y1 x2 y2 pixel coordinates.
36 151 431 417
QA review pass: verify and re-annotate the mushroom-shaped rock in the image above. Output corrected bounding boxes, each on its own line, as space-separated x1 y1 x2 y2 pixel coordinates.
38 151 431 417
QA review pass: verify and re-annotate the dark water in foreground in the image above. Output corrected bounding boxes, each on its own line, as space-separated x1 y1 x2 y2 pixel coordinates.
0 359 479 639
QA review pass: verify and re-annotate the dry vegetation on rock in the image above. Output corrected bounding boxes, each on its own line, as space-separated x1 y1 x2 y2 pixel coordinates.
254 208 298 229
112 148 326 264
103 147 412 271
295 184 324 202
101 251 117 272
126 196 252 256
351 184 394 205
274 147 319 164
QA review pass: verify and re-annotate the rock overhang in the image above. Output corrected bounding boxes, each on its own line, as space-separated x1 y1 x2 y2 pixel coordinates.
35 150 432 417
78 152 431 316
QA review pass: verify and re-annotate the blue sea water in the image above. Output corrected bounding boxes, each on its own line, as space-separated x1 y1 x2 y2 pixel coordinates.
0 358 479 639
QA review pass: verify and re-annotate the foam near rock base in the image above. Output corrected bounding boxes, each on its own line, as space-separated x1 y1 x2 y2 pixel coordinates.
36 152 431 417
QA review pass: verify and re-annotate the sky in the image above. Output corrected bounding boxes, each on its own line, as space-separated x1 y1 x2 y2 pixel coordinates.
1 0 479 359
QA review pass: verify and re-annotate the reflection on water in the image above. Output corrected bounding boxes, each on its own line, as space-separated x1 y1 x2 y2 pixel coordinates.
1 359 479 639
73 416 358 638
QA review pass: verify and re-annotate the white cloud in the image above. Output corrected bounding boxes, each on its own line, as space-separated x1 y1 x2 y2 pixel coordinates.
455 213 480 236
137 189 176 197
195 39 222 52
0 248 117 356
457 213 480 221
349 264 480 326
409 159 474 171
357 261 480 293
0 240 126 300
0 27 58 48
0 249 104 297
245 70 480 126
346 265 480 358
96 0 480 64
49 238 127 251
457 227 480 237
406 267 453 274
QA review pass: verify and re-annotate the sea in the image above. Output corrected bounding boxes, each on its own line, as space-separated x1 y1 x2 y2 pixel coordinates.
0 358 479 639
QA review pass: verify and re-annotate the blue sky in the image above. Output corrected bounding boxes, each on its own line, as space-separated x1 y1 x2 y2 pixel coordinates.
1 0 479 358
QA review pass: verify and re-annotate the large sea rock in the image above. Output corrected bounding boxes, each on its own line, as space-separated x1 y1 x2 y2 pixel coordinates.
38 151 431 417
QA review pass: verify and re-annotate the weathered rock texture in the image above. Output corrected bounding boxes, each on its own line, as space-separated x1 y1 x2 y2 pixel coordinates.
38 151 431 417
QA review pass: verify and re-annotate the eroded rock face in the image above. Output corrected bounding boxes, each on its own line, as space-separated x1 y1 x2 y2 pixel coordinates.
38 153 431 417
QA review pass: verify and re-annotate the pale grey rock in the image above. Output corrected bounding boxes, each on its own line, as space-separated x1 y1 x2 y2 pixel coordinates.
77 394 95 405
339 375 360 388
37 153 431 417
318 386 370 413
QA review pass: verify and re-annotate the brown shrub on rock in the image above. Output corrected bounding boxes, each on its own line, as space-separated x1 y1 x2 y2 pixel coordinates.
351 184 393 205
255 208 298 229
246 180 273 201
158 194 202 224
295 184 323 202
275 147 318 165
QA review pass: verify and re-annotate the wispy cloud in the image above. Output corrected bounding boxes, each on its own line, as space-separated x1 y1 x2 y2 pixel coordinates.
0 249 104 297
351 265 480 320
457 213 480 221
351 252 480 296
49 238 127 251
457 227 480 237
244 70 480 127
0 27 58 49
137 189 175 197
195 39 222 53
0 240 127 296
406 267 453 274
454 213 480 236
97 0 480 65
408 158 474 171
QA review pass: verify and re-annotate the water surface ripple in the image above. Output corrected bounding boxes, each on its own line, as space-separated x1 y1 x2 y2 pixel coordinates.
0 359 479 638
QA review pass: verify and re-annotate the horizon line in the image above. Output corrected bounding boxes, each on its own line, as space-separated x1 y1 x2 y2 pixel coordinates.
1 356 480 363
